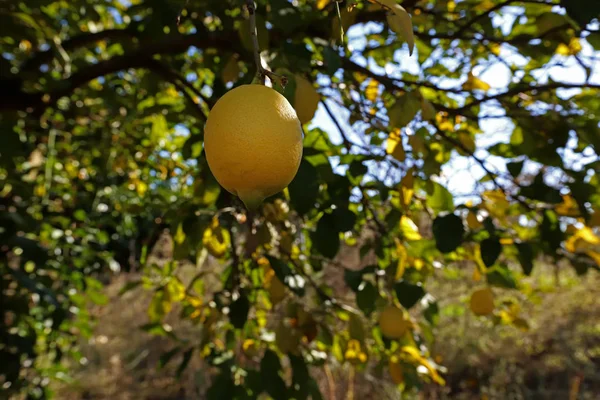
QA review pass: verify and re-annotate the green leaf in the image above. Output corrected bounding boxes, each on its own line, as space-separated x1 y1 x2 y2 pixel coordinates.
289 354 310 399
561 0 600 28
480 237 502 267
388 92 421 128
356 281 378 316
312 213 340 258
540 210 564 251
520 173 562 204
323 46 342 75
587 32 600 50
486 265 517 289
288 159 320 215
506 160 524 178
426 182 454 213
432 214 465 253
229 293 250 330
343 266 376 292
382 1 415 55
331 208 357 232
265 256 305 296
159 347 181 369
516 242 535 276
176 348 194 378
260 350 288 399
423 300 439 325
393 281 425 309
206 369 235 399
349 313 366 342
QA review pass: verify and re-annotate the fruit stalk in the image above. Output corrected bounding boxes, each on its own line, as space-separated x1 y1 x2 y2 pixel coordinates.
244 0 287 87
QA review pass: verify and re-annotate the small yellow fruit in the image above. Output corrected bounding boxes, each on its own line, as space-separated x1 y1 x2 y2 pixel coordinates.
204 84 303 210
470 287 494 316
268 275 287 304
293 75 320 124
389 357 404 385
378 305 409 339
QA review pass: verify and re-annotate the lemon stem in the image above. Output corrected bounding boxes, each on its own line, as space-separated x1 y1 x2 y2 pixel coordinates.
243 0 287 88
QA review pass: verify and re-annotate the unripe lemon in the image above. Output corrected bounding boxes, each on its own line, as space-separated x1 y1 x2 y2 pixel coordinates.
204 84 303 210
470 287 494 316
378 305 409 339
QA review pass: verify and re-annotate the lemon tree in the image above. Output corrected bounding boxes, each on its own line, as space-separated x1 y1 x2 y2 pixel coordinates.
1 0 600 398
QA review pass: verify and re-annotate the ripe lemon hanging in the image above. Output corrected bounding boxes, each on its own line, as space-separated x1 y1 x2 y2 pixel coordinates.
469 287 494 316
378 304 409 339
204 84 303 210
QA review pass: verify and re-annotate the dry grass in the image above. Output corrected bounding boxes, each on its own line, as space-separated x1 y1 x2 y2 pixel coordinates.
54 233 600 400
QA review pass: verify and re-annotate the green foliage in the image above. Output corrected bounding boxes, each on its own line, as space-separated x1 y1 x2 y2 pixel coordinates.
1 0 599 398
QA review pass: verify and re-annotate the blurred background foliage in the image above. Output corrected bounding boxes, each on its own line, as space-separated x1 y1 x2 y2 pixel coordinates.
1 0 600 398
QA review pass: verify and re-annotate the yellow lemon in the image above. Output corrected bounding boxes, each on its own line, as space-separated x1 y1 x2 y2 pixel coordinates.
267 275 287 304
470 287 494 316
293 74 320 124
204 84 303 210
389 357 404 385
378 305 409 339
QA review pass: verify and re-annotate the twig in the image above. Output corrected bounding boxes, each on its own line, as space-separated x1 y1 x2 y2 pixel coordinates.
286 255 359 314
433 126 533 210
243 0 287 87
321 100 352 151
176 0 190 26
335 0 344 42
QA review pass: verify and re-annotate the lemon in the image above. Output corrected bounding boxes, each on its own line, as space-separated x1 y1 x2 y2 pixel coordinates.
204 84 303 210
470 287 494 316
378 305 409 339
267 275 287 304
293 74 320 124
389 357 404 385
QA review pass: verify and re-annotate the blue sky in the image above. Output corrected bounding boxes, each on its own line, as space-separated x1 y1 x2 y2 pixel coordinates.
308 7 599 203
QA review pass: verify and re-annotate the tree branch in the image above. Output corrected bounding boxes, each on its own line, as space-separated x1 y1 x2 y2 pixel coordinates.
244 0 286 87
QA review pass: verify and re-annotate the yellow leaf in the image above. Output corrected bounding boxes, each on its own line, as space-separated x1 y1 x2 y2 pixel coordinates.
556 38 582 56
317 0 331 10
457 132 476 154
202 218 231 258
399 169 414 210
400 216 422 241
400 346 445 385
482 190 510 217
395 240 408 280
136 181 148 197
436 112 454 132
462 72 491 92
386 129 405 161
499 237 513 245
382 2 414 55
490 43 501 56
294 74 321 124
365 79 380 102
587 251 600 266
173 223 186 245
472 267 482 282
565 226 600 253
556 195 579 217
467 211 482 230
